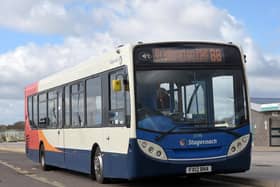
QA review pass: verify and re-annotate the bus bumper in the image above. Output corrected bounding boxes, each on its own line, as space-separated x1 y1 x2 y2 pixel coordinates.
103 138 251 179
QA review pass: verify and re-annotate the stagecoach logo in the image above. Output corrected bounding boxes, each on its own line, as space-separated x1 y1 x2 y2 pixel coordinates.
179 139 186 146
179 139 218 147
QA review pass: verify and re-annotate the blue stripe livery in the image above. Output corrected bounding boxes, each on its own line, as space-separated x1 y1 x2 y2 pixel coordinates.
26 125 251 179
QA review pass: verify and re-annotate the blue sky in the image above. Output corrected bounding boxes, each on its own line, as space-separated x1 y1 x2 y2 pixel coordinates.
0 1 279 55
0 0 279 124
213 0 280 55
0 28 63 53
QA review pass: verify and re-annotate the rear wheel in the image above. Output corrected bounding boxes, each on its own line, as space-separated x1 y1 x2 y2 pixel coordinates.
39 144 50 171
94 147 107 183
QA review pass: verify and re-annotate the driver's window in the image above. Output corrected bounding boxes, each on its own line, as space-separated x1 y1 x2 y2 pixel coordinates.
213 76 235 126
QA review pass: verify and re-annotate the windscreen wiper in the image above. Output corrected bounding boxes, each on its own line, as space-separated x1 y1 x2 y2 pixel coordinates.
155 125 241 142
155 124 187 142
205 127 241 138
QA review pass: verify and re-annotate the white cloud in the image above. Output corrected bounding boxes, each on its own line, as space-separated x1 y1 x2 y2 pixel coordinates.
0 99 23 125
0 33 116 100
0 0 280 123
0 0 112 36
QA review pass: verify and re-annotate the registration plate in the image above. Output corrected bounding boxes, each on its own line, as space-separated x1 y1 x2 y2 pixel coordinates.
186 165 212 174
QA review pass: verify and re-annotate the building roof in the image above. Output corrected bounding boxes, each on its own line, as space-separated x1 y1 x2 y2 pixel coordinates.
251 98 280 112
251 98 280 104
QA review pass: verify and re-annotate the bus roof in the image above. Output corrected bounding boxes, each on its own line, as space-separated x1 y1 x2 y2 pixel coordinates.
25 44 133 93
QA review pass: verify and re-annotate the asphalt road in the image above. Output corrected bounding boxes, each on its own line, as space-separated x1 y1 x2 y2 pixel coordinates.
0 150 279 187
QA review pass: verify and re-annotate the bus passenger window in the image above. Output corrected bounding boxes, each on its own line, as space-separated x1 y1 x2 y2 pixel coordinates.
109 69 130 126
33 95 38 127
38 93 47 128
71 82 84 127
86 77 102 127
48 90 58 128
65 86 71 128
58 89 63 128
28 96 34 128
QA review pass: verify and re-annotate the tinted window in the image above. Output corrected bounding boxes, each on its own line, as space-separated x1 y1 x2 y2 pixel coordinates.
39 93 47 128
28 96 34 127
48 91 58 128
86 77 102 127
71 82 84 127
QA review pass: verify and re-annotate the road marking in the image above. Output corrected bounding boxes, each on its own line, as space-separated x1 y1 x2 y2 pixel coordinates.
0 147 25 153
0 160 65 187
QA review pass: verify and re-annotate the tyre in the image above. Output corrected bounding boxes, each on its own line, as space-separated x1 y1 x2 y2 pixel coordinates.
39 144 50 171
93 147 107 183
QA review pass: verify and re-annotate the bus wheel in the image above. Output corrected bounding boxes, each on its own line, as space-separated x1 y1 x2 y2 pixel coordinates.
94 147 106 183
39 144 50 171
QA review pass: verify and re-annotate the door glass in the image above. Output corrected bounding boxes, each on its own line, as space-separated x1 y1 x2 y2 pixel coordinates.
109 70 130 126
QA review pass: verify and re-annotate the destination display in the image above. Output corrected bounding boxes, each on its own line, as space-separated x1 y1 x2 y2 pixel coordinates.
134 43 242 65
152 48 223 63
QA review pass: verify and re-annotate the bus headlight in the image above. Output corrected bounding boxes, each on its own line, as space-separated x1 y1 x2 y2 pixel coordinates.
137 139 167 160
227 134 250 156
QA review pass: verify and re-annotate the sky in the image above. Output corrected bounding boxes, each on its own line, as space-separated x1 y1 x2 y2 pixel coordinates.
0 0 279 124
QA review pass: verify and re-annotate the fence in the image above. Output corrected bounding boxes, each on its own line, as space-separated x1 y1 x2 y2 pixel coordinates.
0 130 25 142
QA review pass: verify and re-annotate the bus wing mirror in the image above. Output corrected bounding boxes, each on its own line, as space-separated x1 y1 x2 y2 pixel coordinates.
112 80 122 92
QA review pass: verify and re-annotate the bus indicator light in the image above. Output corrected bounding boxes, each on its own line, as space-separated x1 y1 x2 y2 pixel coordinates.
141 141 147 148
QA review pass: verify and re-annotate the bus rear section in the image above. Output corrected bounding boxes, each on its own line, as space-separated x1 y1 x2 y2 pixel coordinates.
25 82 41 163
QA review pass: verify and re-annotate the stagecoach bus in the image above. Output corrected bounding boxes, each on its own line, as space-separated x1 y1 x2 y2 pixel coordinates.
25 41 251 183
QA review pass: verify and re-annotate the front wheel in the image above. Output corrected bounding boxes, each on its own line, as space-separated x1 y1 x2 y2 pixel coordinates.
94 147 107 183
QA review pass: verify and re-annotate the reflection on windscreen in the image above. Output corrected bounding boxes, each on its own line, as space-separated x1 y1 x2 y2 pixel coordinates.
136 70 247 132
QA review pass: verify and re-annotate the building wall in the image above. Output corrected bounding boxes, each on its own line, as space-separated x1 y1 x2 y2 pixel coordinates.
251 110 280 146
251 110 270 146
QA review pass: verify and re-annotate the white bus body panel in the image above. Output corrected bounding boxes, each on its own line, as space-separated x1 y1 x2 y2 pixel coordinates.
38 44 136 154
